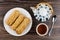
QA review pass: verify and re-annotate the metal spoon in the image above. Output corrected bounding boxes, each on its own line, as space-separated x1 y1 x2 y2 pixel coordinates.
48 15 57 36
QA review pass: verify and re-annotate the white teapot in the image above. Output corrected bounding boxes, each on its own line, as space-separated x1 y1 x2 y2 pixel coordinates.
30 2 53 22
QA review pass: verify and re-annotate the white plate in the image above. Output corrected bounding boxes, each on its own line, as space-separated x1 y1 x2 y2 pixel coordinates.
3 7 32 36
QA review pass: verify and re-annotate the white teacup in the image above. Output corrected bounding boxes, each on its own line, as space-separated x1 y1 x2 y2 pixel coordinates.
36 23 49 36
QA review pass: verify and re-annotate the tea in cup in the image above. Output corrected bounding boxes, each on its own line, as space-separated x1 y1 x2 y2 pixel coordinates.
36 23 49 36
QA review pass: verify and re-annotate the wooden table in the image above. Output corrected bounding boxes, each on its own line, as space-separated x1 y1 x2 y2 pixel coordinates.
0 0 60 40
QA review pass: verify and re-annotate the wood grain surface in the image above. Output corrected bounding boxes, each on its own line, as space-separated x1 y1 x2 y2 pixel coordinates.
0 0 60 40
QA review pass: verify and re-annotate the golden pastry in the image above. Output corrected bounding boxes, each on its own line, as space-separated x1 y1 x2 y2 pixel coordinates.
16 17 30 34
6 10 20 26
11 14 25 30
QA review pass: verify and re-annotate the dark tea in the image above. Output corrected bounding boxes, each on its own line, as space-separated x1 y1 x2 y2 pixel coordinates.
38 24 47 34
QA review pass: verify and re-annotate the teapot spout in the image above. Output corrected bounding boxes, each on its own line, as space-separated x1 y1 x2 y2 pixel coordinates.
30 7 36 11
30 7 37 14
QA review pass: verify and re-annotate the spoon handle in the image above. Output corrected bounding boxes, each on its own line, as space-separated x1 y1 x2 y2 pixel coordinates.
49 22 54 36
48 15 56 36
49 17 55 36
